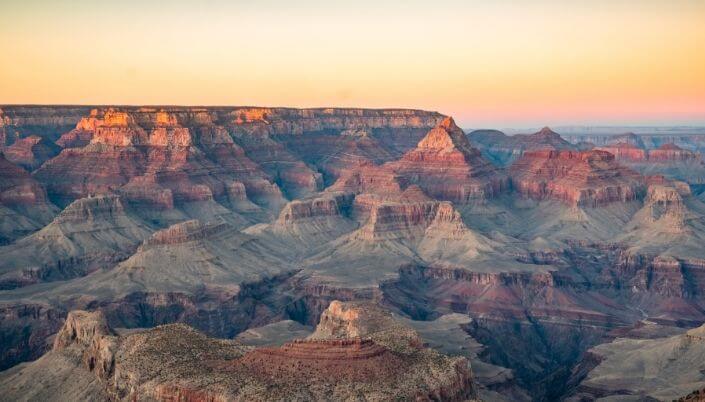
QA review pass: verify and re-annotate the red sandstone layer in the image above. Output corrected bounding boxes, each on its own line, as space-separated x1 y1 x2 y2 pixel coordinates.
510 149 644 206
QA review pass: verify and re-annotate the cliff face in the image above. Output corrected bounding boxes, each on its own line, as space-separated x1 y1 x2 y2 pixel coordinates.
510 149 644 206
2 136 60 171
0 154 58 243
22 106 441 214
386 117 508 202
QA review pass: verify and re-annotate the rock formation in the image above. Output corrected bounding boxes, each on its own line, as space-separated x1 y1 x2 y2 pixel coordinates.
3 106 705 401
569 324 705 401
0 303 478 401
510 149 645 206
385 117 508 202
2 135 60 170
469 126 575 165
0 154 58 243
0 195 150 289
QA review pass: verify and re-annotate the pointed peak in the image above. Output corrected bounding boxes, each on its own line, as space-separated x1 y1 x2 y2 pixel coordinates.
439 116 458 130
417 116 471 150
536 126 558 136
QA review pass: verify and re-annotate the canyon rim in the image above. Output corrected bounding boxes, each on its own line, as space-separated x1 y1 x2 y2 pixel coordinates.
2 1 705 401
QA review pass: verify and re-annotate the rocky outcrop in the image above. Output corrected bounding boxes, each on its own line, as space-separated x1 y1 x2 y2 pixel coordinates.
2 135 60 170
569 323 705 401
276 193 353 225
595 142 647 161
0 195 151 289
597 142 701 163
469 126 575 166
141 219 223 246
52 310 117 380
648 143 701 162
0 154 58 242
354 199 460 241
0 303 477 401
0 154 50 206
510 149 644 206
385 117 508 202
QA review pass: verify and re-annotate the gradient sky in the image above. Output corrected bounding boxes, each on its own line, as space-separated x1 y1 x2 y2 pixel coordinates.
1 0 704 127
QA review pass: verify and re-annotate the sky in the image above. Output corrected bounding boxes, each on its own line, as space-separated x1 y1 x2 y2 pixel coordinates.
1 0 704 128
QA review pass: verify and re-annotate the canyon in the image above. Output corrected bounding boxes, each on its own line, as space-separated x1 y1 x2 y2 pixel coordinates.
1 106 705 401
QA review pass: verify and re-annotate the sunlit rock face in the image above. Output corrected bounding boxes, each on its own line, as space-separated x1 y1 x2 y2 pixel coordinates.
29 107 442 211
385 117 509 202
510 149 645 206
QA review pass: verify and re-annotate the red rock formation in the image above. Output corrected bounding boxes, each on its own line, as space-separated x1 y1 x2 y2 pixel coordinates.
34 108 276 209
2 136 60 170
598 142 701 163
510 149 644 206
239 338 397 381
354 198 461 241
595 142 647 162
140 220 228 247
0 154 49 206
276 193 353 225
386 117 508 202
277 128 397 184
648 143 700 162
10 106 444 212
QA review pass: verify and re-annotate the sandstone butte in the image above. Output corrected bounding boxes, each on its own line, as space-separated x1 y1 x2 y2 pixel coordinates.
509 149 645 207
328 116 509 209
385 117 509 202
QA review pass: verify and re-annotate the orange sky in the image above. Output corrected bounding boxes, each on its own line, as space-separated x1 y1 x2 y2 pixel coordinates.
1 0 704 127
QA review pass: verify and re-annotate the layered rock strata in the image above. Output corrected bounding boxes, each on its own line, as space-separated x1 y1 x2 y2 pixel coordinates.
0 304 478 401
510 149 644 206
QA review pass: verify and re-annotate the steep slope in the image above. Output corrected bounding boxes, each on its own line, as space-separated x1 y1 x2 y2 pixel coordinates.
570 324 705 401
618 183 705 259
0 154 58 243
245 192 358 253
385 117 508 202
60 219 294 300
277 128 397 185
2 136 61 171
0 195 151 289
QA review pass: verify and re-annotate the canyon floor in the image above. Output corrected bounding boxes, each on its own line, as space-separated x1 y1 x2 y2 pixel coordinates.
2 106 705 401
